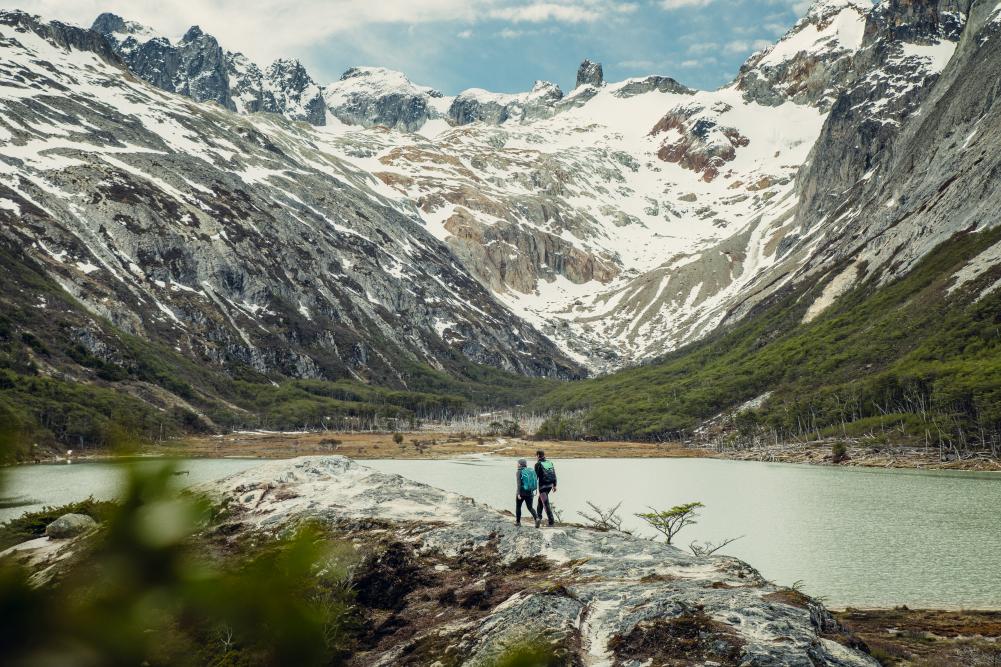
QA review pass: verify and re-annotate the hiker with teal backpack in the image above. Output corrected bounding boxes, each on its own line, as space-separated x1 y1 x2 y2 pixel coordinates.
516 458 541 527
534 450 558 526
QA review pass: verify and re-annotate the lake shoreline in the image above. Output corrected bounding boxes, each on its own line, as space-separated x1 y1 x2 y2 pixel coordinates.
709 441 1001 472
833 607 1001 664
15 431 1001 472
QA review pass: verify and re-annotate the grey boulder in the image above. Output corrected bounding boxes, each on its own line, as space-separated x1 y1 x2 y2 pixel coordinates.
45 513 97 539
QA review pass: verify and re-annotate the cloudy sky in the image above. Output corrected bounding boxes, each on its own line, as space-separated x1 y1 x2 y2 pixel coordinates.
8 0 824 93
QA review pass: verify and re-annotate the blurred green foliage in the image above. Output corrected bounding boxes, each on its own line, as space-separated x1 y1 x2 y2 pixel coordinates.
0 462 359 666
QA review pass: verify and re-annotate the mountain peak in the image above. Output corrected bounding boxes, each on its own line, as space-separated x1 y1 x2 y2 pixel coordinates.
91 12 125 34
733 0 869 109
803 0 871 23
91 12 165 42
268 57 307 74
531 80 561 94
576 59 603 88
182 25 205 42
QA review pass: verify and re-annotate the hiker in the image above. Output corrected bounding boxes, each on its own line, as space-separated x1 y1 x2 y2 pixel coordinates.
515 458 540 527
534 449 557 526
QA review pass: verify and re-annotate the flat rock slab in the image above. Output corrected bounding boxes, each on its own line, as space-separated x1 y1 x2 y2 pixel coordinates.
199 456 878 666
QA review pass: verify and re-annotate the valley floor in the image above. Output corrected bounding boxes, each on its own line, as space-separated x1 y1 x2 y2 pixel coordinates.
153 431 699 461
44 431 1001 472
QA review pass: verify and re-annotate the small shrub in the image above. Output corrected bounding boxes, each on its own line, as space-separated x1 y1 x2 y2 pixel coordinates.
831 442 849 463
487 419 522 438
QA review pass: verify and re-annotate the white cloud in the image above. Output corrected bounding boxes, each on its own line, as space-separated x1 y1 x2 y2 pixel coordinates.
659 0 713 9
11 0 628 63
686 41 719 54
488 3 601 23
457 29 474 38
679 58 707 67
723 38 772 54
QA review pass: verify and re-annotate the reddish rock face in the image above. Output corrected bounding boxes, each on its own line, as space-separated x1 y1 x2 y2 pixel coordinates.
650 110 749 183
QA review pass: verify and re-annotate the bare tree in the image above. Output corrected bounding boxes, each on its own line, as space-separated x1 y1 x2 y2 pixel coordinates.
688 535 743 557
636 502 704 544
578 501 627 532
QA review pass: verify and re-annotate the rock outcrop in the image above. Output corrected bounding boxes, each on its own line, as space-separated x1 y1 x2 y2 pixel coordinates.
94 15 235 111
447 80 564 125
323 66 447 132
736 0 871 109
261 58 327 126
575 58 603 88
614 74 694 98
198 457 878 666
650 104 751 182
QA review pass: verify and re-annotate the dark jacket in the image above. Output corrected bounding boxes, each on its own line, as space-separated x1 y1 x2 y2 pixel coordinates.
534 458 557 491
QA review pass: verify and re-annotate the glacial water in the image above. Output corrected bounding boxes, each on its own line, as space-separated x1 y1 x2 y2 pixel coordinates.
3 456 1000 609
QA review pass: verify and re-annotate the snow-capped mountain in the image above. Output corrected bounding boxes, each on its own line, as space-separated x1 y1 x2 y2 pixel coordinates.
0 10 580 386
3 0 999 380
713 0 983 329
319 1 877 368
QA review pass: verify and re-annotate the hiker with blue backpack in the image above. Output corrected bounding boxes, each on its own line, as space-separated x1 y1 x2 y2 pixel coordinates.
534 449 557 526
516 458 541 527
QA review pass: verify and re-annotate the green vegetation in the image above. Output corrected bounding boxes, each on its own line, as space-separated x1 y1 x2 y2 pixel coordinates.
534 228 1001 456
487 418 524 437
536 411 591 441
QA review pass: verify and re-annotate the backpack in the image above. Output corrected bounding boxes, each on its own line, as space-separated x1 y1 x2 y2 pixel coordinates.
520 467 537 493
538 460 556 486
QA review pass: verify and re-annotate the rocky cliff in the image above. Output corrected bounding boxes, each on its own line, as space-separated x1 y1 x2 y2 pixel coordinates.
197 456 878 666
716 0 1001 331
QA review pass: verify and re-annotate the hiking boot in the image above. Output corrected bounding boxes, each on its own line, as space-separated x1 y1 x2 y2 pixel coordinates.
534 517 541 528
515 521 521 527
